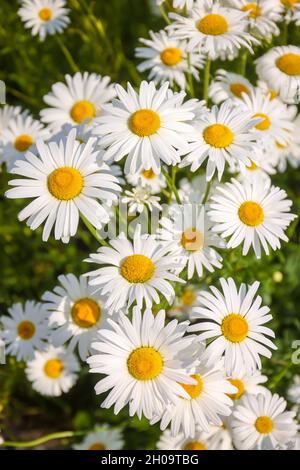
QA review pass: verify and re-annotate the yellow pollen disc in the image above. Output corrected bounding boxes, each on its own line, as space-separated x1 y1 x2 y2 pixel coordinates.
276 53 300 76
269 89 278 100
221 314 249 343
238 201 264 227
242 3 261 18
280 0 298 8
227 378 245 400
129 109 161 137
48 167 84 201
127 347 163 380
197 14 228 35
44 359 64 379
120 254 155 283
142 168 157 179
180 288 196 306
276 140 288 150
70 100 96 123
14 134 33 152
254 113 271 131
247 160 258 171
255 416 274 434
180 374 203 399
203 123 234 148
184 441 207 450
230 83 250 98
160 47 182 66
38 7 52 21
88 442 106 450
71 298 100 328
17 320 36 340
181 227 204 252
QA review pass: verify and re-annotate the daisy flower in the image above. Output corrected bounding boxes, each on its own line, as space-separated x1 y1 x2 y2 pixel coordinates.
208 178 296 258
189 278 277 374
5 129 121 243
274 113 300 171
231 390 298 450
234 143 277 185
73 425 124 450
256 45 300 104
43 274 111 361
85 225 183 312
40 72 116 131
209 70 253 104
0 105 28 136
126 167 166 194
168 286 199 320
205 418 234 450
25 345 79 397
18 0 70 41
158 204 224 279
152 361 236 437
288 375 300 404
92 80 197 174
135 29 204 90
157 428 216 450
226 368 268 402
264 0 300 23
0 301 49 361
121 186 162 215
168 0 258 60
87 307 197 420
180 100 259 181
0 113 49 171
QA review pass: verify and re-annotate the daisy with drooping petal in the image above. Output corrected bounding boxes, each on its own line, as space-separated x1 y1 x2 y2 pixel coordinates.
157 427 217 450
231 390 298 450
73 425 124 450
40 72 116 131
93 80 197 174
256 45 300 104
25 345 79 397
5 129 121 243
168 0 258 59
85 225 183 312
180 100 259 181
43 274 111 361
209 70 253 104
189 278 277 374
208 177 296 258
136 29 204 90
226 367 268 402
126 167 166 194
0 114 49 171
152 361 236 437
18 0 70 41
87 307 197 420
121 186 162 215
0 301 49 361
158 204 224 279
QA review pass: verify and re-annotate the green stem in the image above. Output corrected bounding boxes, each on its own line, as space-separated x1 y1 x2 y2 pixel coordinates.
81 215 108 246
187 54 195 98
159 5 171 24
162 167 181 205
55 36 79 74
203 58 211 103
239 50 248 76
202 180 212 205
0 430 86 449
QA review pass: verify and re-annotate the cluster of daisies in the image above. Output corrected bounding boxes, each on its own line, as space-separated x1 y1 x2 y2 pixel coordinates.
0 0 300 451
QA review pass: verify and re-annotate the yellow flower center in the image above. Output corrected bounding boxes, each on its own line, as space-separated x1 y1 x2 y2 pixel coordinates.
276 140 288 150
203 123 234 148
180 374 203 399
269 89 278 100
127 347 163 380
227 378 245 400
230 83 250 98
160 47 182 66
180 288 196 306
255 416 274 434
197 14 228 35
17 320 36 340
221 314 249 343
14 134 33 152
120 254 155 283
38 8 53 21
184 441 207 450
276 53 300 76
47 167 84 201
242 3 261 18
142 168 157 179
254 113 271 131
129 109 161 137
238 201 264 226
44 359 64 379
181 227 204 252
71 298 100 328
280 0 298 8
88 442 106 450
247 160 258 171
70 100 96 123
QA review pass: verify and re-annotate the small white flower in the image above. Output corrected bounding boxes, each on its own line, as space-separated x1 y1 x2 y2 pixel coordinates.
209 69 253 104
126 167 166 194
157 427 220 450
226 367 268 402
73 425 124 450
121 186 162 215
